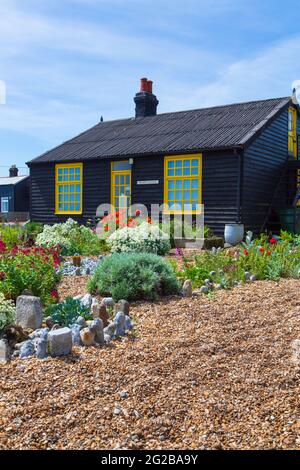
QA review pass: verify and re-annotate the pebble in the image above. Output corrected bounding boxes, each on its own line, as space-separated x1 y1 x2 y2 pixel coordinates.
119 390 129 399
200 286 209 294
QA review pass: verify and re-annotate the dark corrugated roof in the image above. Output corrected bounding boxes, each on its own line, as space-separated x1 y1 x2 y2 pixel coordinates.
28 97 291 164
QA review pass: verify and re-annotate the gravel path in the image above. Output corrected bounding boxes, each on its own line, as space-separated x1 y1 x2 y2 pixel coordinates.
1 279 300 450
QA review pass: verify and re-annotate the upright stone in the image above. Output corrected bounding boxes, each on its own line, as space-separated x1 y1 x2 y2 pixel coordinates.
16 295 43 330
48 327 72 357
0 339 11 363
182 280 193 298
114 311 126 337
80 294 93 309
101 297 114 308
19 340 35 359
115 299 130 316
89 318 104 345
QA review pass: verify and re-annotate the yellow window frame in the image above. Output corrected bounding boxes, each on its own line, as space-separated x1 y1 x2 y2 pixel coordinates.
111 162 132 211
55 162 83 215
288 107 297 159
164 154 202 214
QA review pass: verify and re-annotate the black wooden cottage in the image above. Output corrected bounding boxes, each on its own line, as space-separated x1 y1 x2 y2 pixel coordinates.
27 79 300 235
0 165 30 221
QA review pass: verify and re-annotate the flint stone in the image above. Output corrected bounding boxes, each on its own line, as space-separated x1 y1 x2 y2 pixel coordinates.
182 280 193 298
104 333 112 344
250 275 257 282
70 324 82 346
114 311 126 337
101 297 114 308
29 328 49 340
115 299 130 316
80 294 93 309
89 318 104 345
80 328 95 346
200 286 209 294
76 316 87 329
0 339 11 363
93 303 110 327
125 315 133 331
22 289 33 296
16 295 43 330
20 340 35 359
45 316 54 329
48 327 72 357
104 322 116 339
244 271 251 281
35 335 48 359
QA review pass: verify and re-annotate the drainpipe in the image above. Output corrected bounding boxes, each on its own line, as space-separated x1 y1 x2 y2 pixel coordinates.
235 148 243 224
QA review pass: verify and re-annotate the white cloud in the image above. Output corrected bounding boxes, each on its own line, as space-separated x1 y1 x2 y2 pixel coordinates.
0 0 299 159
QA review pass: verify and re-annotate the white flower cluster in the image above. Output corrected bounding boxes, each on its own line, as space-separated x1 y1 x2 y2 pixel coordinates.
0 293 16 331
36 218 78 250
36 218 95 254
107 222 171 255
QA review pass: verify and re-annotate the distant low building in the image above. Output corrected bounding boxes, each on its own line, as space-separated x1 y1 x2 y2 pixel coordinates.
0 165 30 221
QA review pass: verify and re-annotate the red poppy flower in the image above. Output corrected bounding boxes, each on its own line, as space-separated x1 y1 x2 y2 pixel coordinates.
136 209 141 216
51 290 58 299
259 247 265 254
244 249 249 256
0 240 7 253
105 225 110 232
267 251 271 256
270 238 277 245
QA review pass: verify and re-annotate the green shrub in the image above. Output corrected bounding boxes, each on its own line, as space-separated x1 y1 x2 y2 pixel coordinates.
88 252 180 301
161 219 213 248
0 293 16 331
36 218 108 256
0 225 23 249
44 297 92 326
178 234 300 290
24 221 44 236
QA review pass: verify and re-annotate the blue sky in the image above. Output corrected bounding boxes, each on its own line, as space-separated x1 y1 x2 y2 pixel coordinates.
0 0 299 176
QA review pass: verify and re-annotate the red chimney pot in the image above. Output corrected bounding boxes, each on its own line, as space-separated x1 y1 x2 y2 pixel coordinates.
147 80 153 94
140 77 148 92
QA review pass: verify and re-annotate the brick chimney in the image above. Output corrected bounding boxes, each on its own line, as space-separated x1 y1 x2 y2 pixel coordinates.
9 165 18 177
134 77 159 118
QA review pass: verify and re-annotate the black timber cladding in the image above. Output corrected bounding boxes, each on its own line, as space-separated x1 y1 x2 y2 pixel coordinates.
30 151 238 236
242 109 290 233
28 97 291 165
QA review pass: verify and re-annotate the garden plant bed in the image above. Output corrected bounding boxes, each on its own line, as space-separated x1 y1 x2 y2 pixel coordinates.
1 279 300 450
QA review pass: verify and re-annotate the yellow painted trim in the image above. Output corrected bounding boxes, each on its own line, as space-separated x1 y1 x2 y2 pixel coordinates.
55 162 83 215
288 107 297 159
110 161 132 211
163 154 202 215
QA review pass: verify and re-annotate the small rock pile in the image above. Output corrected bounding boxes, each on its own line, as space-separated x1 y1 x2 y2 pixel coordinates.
57 256 104 277
0 293 134 363
182 270 258 298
